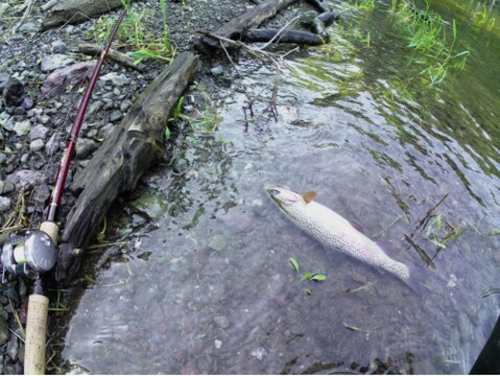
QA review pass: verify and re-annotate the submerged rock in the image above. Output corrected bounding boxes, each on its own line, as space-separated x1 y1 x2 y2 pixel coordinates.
213 315 230 329
209 235 226 252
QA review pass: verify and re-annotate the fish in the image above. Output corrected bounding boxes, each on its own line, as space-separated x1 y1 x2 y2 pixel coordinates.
267 186 424 294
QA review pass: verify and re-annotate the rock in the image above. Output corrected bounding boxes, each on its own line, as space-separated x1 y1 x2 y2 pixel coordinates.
1 181 14 194
7 169 47 189
52 40 68 53
214 339 222 349
213 315 230 329
250 347 267 361
2 77 24 106
13 106 26 115
98 123 115 139
13 119 30 136
41 54 76 72
209 235 226 252
46 133 59 155
85 100 103 120
0 318 9 345
0 153 6 164
30 139 45 152
109 109 124 122
0 306 8 321
217 208 254 234
211 66 224 76
0 196 11 212
41 62 95 96
19 22 37 32
120 99 132 112
29 124 49 140
6 334 18 361
100 72 129 87
75 138 98 158
0 73 10 92
2 117 14 131
21 97 34 110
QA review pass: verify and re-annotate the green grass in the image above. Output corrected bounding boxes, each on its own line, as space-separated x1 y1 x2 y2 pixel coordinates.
350 0 376 12
91 1 175 65
181 93 222 134
471 4 496 30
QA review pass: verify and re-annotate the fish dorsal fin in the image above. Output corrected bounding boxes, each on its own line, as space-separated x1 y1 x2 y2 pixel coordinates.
302 191 317 204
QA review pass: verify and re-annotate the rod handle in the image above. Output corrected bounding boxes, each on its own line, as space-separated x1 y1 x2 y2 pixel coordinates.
39 221 59 245
24 294 49 375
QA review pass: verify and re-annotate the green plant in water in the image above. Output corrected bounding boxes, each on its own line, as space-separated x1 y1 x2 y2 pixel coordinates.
424 213 467 249
181 93 222 134
350 0 376 12
288 257 327 294
471 4 496 30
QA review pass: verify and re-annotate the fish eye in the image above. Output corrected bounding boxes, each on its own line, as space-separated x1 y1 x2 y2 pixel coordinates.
269 189 281 196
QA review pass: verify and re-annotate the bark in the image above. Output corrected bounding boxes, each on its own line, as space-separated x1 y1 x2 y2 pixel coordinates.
41 0 130 31
54 52 199 281
195 0 300 54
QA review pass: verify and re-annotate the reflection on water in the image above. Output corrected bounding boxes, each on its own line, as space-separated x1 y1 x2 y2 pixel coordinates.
58 0 500 373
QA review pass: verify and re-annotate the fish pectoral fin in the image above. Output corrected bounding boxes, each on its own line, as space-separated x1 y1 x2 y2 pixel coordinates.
349 220 365 234
302 191 317 203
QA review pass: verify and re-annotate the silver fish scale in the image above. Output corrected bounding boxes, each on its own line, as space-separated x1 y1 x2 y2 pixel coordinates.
278 199 411 283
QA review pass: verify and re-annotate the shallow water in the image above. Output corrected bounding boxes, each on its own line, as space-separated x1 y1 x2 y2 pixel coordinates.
58 0 500 373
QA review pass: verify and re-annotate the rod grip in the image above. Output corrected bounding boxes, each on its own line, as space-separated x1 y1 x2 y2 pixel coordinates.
39 221 59 245
24 294 49 375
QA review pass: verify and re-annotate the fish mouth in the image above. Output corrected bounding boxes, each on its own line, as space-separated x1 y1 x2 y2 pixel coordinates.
266 186 283 197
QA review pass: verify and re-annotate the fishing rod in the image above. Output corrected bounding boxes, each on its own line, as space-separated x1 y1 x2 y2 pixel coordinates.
0 7 127 375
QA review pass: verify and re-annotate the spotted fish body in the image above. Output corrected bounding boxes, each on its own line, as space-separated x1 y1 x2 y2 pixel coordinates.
267 186 413 287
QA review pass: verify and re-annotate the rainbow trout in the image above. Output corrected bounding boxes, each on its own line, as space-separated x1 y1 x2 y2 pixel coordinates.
267 186 423 294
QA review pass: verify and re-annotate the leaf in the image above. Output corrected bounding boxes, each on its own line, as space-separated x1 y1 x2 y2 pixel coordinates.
452 19 457 40
301 272 312 281
289 257 299 273
305 289 312 295
164 126 171 140
311 274 327 281
343 323 363 332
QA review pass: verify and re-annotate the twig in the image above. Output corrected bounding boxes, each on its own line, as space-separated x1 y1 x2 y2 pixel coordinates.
70 43 145 72
256 15 300 50
413 193 449 237
220 41 241 76
9 298 26 341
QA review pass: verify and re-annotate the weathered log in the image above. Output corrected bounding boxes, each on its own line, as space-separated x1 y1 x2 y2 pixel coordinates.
243 28 326 45
41 0 131 31
301 11 339 42
70 43 145 72
195 0 300 54
305 0 330 13
54 52 199 281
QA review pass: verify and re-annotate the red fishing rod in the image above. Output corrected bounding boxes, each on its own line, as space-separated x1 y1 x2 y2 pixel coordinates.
0 7 127 375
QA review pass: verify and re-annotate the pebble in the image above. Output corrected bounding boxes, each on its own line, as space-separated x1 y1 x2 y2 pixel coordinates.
29 124 49 140
2 77 24 106
0 153 6 164
21 97 34 110
250 347 267 361
45 133 59 155
213 315 230 329
75 138 98 158
0 318 9 345
214 340 222 349
30 139 45 152
0 181 14 194
98 123 115 139
41 54 75 72
100 72 129 87
6 334 18 361
51 40 68 53
120 100 133 112
18 22 36 32
13 119 30 136
109 110 124 122
7 169 47 189
209 235 226 252
0 196 11 212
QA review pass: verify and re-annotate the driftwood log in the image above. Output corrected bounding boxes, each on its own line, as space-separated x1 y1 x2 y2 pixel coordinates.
41 0 131 31
195 0 300 54
242 29 325 45
54 52 199 281
70 43 146 72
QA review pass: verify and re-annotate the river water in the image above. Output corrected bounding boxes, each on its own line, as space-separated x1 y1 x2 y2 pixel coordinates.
56 0 500 373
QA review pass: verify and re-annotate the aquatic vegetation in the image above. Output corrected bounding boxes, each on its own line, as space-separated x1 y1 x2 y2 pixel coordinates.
343 323 372 340
487 229 500 236
423 213 467 249
349 0 376 12
289 257 300 273
471 4 496 30
390 0 470 85
288 257 327 293
181 93 222 134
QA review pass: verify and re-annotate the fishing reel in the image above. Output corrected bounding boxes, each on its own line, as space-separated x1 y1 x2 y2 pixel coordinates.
1 230 57 282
